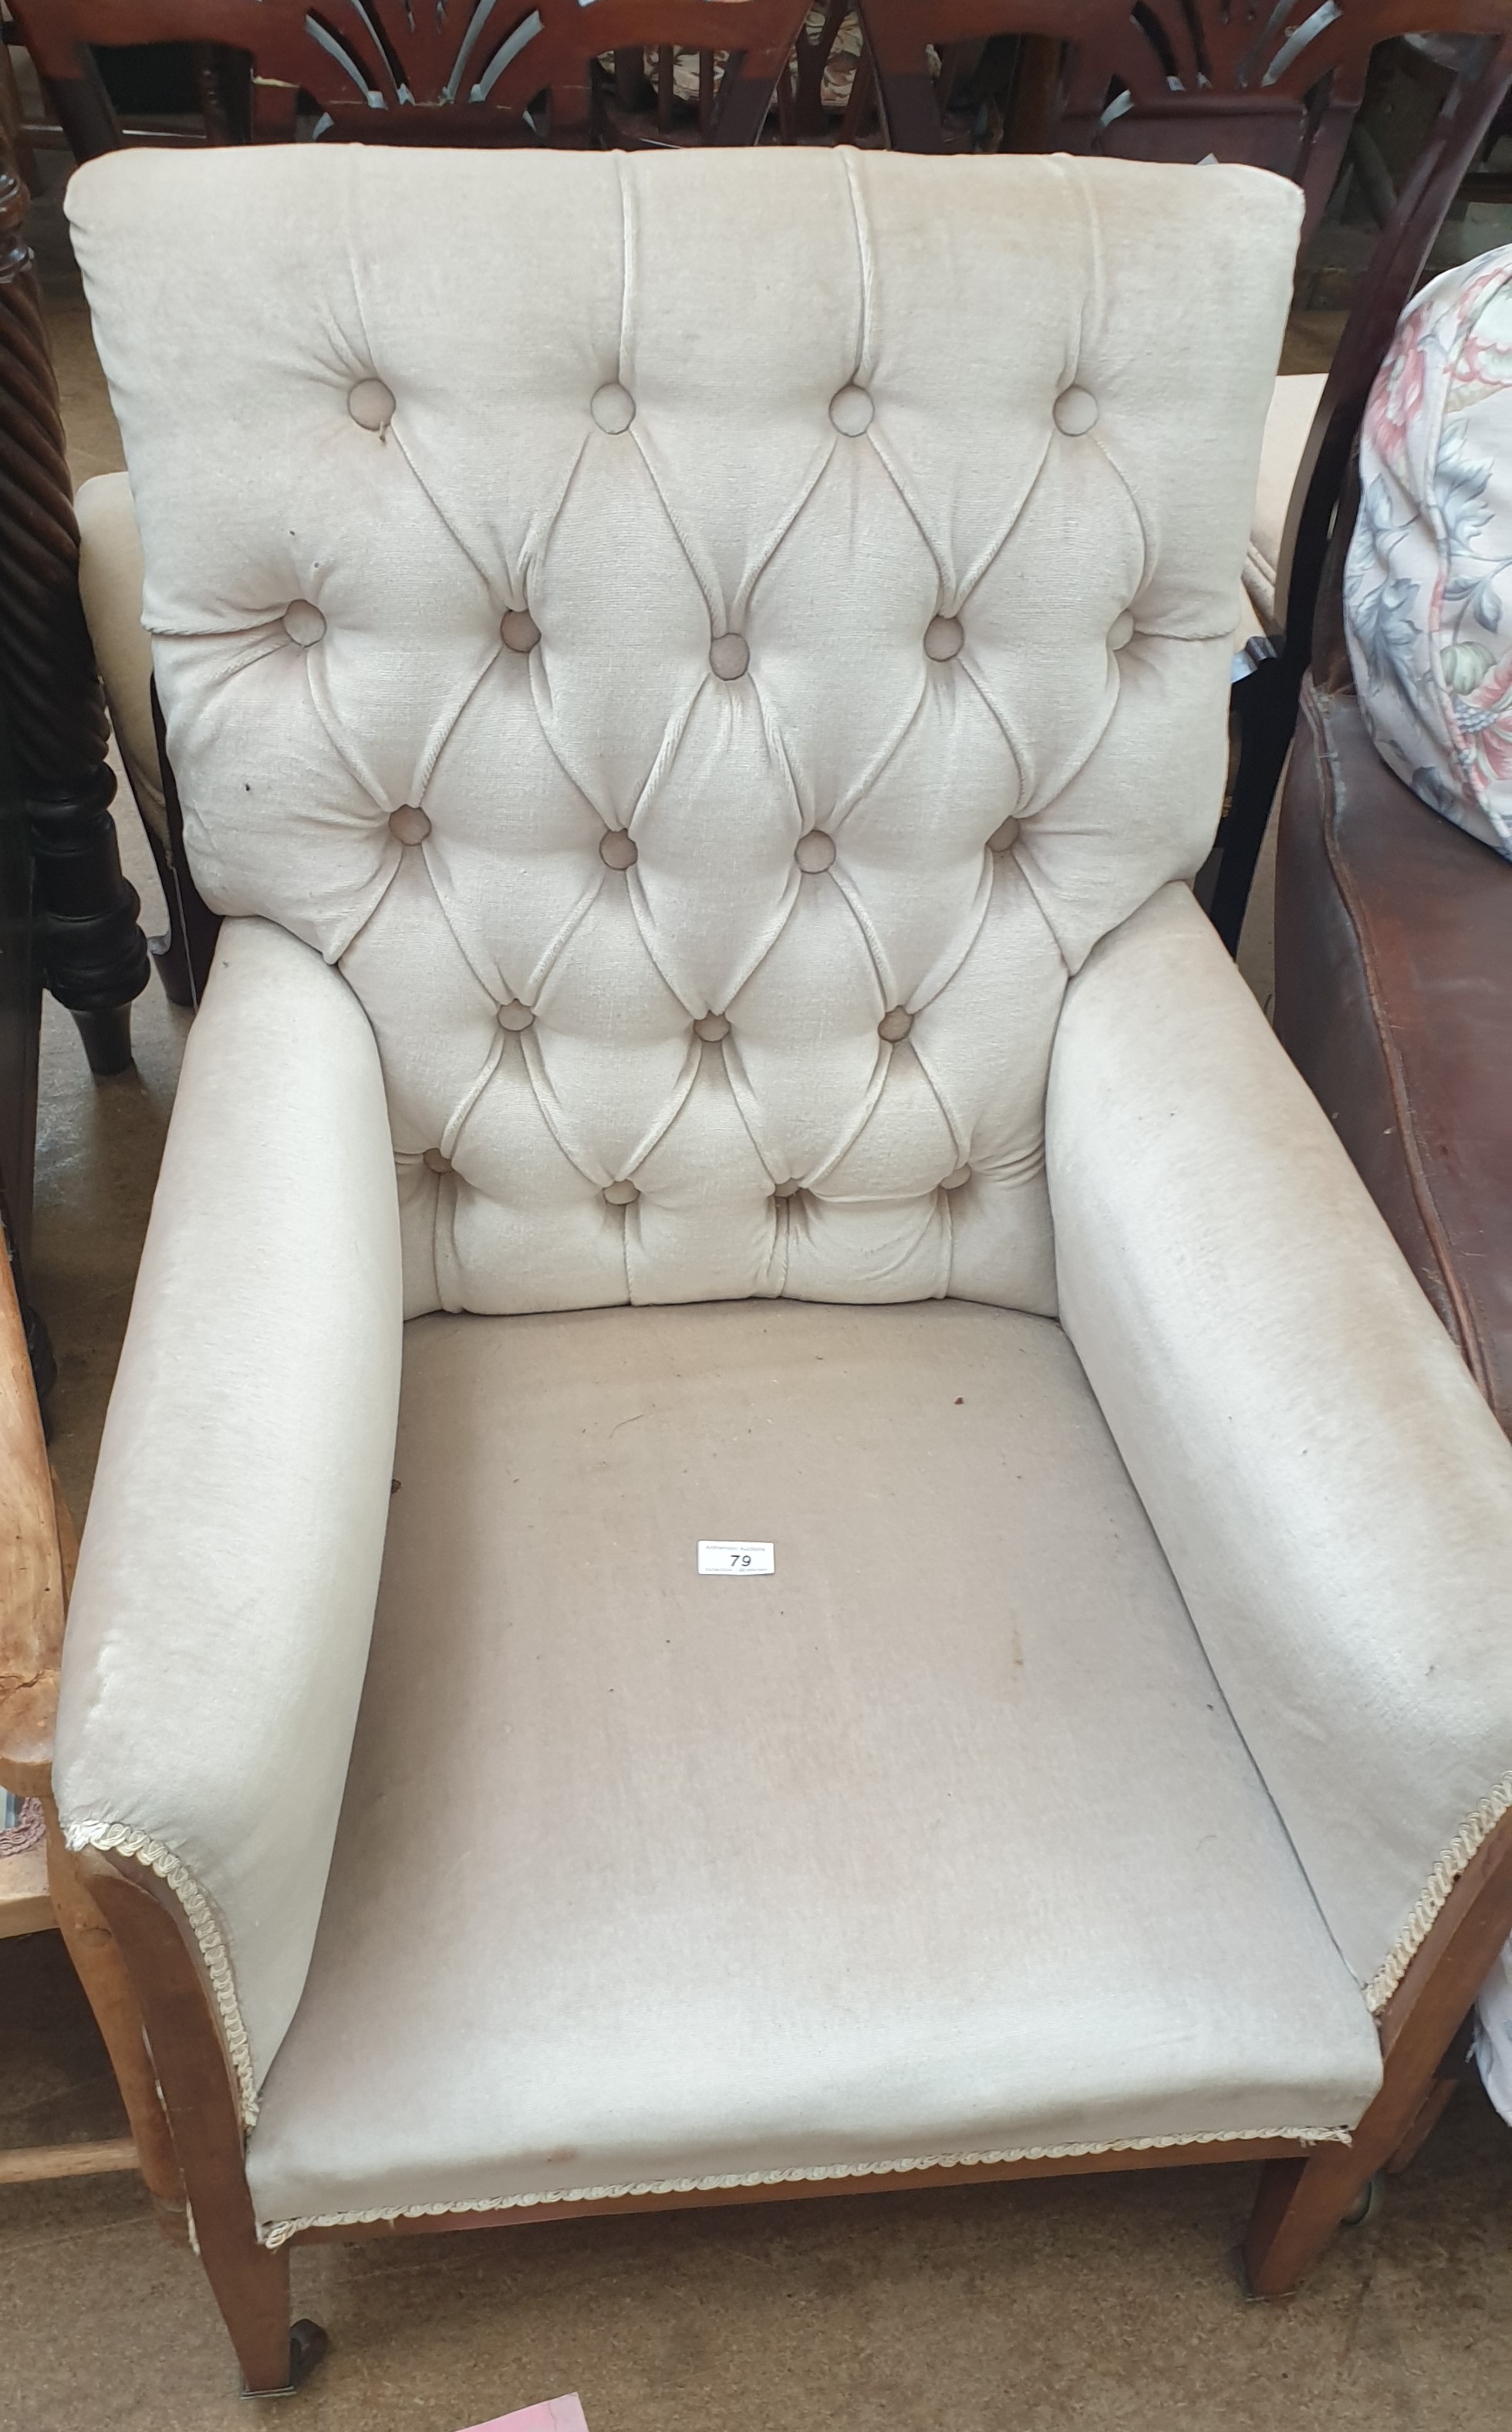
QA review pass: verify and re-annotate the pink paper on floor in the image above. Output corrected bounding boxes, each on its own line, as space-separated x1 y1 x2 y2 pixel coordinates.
458 2397 589 2432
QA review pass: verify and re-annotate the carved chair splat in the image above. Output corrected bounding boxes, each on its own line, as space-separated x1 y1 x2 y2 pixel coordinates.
7 0 820 154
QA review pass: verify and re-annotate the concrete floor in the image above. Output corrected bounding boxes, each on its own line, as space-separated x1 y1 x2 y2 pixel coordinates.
3 174 1510 2432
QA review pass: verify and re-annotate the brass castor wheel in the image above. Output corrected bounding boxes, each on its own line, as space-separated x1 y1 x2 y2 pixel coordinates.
1342 2172 1385 2229
241 2319 330 2399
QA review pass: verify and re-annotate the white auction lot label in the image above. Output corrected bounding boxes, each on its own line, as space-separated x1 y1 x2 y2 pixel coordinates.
697 1541 775 1575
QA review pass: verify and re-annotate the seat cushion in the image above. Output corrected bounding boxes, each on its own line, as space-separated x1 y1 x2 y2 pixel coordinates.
1245 371 1326 630
245 1299 1381 2240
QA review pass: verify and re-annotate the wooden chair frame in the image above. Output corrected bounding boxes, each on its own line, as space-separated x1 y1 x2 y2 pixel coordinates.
6 0 821 157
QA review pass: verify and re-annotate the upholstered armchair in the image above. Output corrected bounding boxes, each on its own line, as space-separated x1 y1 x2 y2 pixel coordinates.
35 146 1512 2396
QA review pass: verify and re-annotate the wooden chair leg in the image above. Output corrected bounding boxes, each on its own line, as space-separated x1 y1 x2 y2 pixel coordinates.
1207 650 1300 954
1242 2143 1382 2297
41 1798 187 2234
1244 1811 1512 2298
79 1849 328 2397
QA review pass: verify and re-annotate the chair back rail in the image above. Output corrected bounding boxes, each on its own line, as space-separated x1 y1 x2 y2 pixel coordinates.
863 2 1512 234
7 0 822 152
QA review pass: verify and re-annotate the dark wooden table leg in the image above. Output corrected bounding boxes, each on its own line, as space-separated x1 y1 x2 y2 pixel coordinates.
0 127 148 1077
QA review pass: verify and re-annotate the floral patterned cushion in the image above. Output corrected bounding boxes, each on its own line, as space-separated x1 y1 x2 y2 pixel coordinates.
1345 246 1512 863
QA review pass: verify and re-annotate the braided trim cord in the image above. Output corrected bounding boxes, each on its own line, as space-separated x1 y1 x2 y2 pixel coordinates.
255 2121 1352 2249
65 1818 259 2126
1365 1772 1512 2014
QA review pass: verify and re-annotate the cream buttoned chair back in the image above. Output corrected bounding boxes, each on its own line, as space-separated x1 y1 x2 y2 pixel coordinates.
69 147 1299 1319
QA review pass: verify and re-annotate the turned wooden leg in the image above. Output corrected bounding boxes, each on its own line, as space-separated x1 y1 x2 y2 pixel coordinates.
0 132 150 1078
25 768 148 1076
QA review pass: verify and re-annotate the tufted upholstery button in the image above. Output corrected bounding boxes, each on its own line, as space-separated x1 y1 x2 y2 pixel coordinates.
987 816 1021 855
423 1148 452 1175
772 1178 801 1199
388 805 430 846
924 616 963 662
283 600 326 647
347 377 395 431
1053 386 1099 436
878 1008 913 1043
1109 611 1136 651
603 1179 640 1206
590 381 636 434
599 829 638 870
829 383 874 436
498 999 535 1031
694 1014 730 1042
501 610 540 654
795 830 836 873
941 1164 971 1191
710 633 749 681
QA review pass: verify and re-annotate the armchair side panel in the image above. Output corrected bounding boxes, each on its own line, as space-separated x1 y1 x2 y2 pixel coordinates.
52 917 403 2116
1047 882 1512 2005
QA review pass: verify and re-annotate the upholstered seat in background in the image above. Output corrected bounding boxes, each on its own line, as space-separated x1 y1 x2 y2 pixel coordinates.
46 145 1512 2385
1245 370 1328 632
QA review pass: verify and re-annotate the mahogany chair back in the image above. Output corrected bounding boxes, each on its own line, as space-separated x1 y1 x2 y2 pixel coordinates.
6 0 820 156
865 0 1509 234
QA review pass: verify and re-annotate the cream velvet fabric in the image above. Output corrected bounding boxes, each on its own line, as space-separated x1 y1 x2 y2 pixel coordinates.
1244 371 1326 630
245 1300 1381 2240
67 146 1300 1322
1048 884 1512 2005
52 920 403 2108
75 471 167 849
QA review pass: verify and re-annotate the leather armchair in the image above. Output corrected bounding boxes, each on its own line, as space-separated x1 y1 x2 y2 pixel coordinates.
27 144 1512 2397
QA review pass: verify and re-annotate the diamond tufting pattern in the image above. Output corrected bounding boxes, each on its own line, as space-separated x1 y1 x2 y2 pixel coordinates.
69 145 1301 1321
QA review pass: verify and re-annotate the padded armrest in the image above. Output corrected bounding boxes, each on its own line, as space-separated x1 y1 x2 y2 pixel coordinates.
54 919 402 2119
1046 883 1512 2008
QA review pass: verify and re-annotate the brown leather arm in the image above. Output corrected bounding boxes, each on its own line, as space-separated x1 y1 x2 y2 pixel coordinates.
1274 678 1512 1434
0 1245 69 1799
